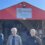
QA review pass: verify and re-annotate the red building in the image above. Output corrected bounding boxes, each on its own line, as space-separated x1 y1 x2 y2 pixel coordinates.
0 2 45 45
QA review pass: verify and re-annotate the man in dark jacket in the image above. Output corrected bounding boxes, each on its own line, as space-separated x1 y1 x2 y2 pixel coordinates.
28 29 42 45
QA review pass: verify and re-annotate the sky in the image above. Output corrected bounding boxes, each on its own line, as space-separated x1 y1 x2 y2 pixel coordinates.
0 0 45 10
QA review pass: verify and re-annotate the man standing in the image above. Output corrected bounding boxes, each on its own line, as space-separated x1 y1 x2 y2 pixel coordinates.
7 27 22 45
28 29 42 45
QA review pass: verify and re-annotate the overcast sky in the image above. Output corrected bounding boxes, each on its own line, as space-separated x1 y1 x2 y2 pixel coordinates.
0 0 45 10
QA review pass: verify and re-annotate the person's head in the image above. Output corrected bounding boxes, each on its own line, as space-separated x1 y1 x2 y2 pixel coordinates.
30 29 37 37
11 27 17 36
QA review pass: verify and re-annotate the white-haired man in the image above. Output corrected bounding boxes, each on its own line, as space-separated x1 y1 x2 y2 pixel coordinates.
7 27 22 45
28 29 42 45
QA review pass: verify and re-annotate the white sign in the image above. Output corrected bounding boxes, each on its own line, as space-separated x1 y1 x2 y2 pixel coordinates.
16 8 32 19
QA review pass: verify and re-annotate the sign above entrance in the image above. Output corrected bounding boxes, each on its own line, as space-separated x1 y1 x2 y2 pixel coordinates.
16 8 32 19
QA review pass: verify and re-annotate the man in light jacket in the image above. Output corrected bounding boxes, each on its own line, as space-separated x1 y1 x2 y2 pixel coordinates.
7 27 22 45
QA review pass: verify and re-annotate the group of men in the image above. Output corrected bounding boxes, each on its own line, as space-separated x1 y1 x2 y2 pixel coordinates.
0 27 42 45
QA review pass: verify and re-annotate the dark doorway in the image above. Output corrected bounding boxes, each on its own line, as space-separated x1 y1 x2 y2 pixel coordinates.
0 20 42 45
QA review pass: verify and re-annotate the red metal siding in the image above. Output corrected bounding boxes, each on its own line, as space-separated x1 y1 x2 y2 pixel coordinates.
0 2 45 20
